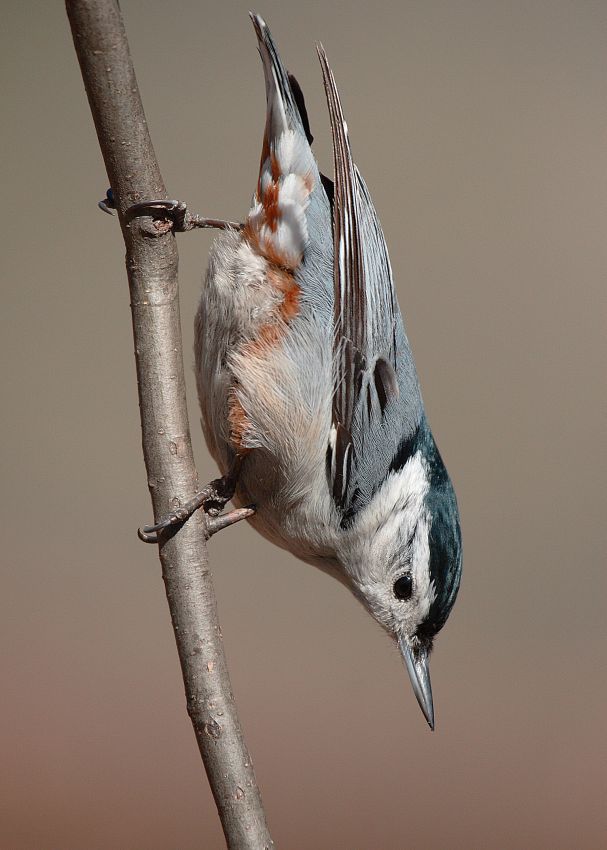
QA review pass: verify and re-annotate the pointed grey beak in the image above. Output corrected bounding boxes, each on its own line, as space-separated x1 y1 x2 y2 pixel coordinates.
398 637 435 730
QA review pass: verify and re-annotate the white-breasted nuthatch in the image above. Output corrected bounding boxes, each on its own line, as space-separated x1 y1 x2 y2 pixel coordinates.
157 13 463 729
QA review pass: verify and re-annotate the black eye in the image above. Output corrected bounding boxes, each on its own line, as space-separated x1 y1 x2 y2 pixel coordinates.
393 573 413 601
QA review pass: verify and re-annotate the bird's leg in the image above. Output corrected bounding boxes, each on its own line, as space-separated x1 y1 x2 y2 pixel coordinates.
98 188 243 232
138 456 253 544
124 199 244 231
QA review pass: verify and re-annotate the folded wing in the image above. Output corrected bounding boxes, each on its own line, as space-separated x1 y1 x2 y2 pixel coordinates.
318 46 422 521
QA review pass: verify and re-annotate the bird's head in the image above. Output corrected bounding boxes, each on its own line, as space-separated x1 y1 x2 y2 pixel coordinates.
339 423 462 729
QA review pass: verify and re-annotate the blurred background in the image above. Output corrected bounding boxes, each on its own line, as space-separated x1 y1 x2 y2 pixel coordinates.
2 1 606 848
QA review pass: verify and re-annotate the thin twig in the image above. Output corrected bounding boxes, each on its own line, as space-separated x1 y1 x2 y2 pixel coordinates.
65 2 273 847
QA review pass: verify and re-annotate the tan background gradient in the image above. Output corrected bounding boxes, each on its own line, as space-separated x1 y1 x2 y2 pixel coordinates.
2 1 606 848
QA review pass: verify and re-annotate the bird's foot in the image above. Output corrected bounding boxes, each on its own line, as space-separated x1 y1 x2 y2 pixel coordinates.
138 460 251 544
125 199 243 232
98 189 242 232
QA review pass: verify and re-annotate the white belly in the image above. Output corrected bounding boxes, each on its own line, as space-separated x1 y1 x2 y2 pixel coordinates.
194 230 340 560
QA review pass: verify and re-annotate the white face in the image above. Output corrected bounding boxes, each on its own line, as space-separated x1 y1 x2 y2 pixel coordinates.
339 451 437 643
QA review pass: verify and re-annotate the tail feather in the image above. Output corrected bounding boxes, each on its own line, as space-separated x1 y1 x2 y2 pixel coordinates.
246 14 317 271
250 13 305 149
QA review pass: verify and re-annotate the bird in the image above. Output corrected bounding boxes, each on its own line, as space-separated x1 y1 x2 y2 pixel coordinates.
189 13 463 730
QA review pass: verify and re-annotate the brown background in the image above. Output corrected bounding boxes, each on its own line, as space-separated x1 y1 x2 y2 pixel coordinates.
2 1 606 848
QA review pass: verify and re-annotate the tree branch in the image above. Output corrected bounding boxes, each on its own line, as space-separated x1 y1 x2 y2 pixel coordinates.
65 2 273 847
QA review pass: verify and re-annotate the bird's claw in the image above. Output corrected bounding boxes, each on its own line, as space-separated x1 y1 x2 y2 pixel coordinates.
124 198 188 227
206 506 256 536
138 461 249 544
98 191 242 232
123 198 243 231
140 505 193 536
98 188 116 215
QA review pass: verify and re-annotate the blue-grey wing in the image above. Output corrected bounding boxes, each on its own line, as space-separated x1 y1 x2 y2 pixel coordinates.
318 46 423 520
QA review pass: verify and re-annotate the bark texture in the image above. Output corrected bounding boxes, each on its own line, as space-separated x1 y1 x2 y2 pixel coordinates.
66 2 273 847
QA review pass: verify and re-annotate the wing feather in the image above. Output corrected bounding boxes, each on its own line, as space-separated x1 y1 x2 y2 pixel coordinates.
318 46 401 513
